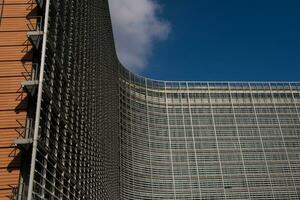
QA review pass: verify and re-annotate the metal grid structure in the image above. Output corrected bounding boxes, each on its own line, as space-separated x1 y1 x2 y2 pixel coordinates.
20 0 120 199
5 0 299 199
120 67 300 200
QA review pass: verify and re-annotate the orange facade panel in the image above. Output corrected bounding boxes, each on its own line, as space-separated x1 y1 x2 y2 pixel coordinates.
0 1 35 199
0 61 31 77
0 111 27 129
0 0 35 4
0 148 21 169
0 93 28 111
0 32 29 46
0 188 19 200
0 129 21 147
0 77 26 93
0 46 32 61
0 17 37 32
0 170 20 188
1 4 36 17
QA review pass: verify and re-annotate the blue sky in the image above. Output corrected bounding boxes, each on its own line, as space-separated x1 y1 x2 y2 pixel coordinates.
110 0 300 81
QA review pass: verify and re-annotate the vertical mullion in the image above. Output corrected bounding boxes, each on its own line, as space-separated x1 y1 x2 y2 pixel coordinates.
269 83 297 197
165 82 177 199
129 72 134 196
289 83 300 199
179 83 193 198
249 83 275 199
228 83 251 199
145 79 154 197
207 83 226 199
289 83 300 127
186 82 202 199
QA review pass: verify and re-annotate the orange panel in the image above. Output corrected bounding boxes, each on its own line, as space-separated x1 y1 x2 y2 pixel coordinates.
0 129 22 147
0 169 20 187
0 1 35 198
0 46 32 61
0 93 28 111
0 61 31 77
1 0 35 4
0 32 29 46
0 17 37 32
0 148 21 169
0 111 27 129
0 77 26 93
0 189 18 200
1 4 37 17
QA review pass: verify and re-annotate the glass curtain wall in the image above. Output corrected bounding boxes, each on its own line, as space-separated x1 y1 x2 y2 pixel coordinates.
120 67 300 200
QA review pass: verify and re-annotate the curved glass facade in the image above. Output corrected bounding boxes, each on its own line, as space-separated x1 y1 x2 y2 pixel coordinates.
24 0 120 199
5 0 298 199
120 66 300 199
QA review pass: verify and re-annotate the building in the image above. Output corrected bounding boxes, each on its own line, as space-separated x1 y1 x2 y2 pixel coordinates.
0 0 299 199
0 0 36 198
0 0 120 199
119 71 300 199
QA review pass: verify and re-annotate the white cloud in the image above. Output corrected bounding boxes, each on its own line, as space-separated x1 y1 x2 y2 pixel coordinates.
108 0 171 72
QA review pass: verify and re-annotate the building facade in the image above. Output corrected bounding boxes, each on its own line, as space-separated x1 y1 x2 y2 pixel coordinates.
0 0 299 200
0 0 120 199
0 0 36 199
120 69 300 199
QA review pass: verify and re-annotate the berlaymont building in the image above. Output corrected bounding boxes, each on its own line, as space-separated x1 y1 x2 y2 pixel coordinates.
0 0 299 199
